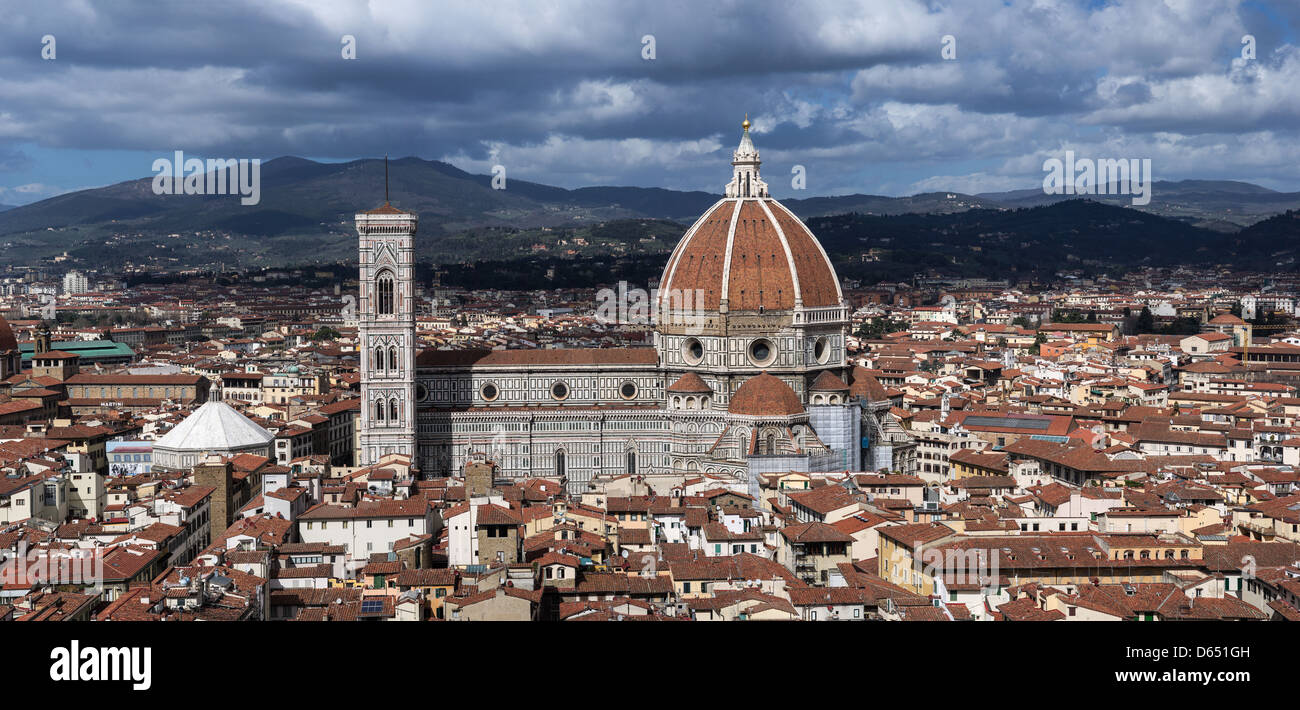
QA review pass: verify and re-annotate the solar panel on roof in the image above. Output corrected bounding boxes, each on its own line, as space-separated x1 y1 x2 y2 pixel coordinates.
964 415 1052 430
360 599 384 613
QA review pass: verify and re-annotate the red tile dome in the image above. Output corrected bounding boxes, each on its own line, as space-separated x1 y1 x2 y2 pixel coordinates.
667 372 713 394
728 372 804 417
658 123 841 314
0 316 17 351
660 198 841 313
808 370 850 392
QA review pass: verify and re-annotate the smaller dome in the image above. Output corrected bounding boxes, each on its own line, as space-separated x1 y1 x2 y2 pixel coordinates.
0 316 17 351
667 372 712 394
729 372 804 417
1207 314 1246 325
848 366 888 401
809 370 850 392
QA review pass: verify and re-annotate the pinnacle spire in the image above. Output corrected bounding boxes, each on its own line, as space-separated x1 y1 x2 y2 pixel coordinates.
726 116 767 198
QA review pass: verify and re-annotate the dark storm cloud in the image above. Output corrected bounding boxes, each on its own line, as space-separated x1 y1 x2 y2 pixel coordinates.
0 0 1297 200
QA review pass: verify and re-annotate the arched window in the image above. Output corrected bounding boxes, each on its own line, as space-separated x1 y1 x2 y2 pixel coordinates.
374 347 385 372
376 271 395 315
555 450 566 477
390 398 399 422
389 346 398 371
765 432 777 454
626 450 636 475
738 435 748 458
374 400 386 423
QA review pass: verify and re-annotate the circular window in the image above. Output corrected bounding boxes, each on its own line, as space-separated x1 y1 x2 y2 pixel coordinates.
415 383 428 401
748 338 775 366
683 338 704 365
550 381 569 401
814 336 830 364
480 382 499 402
619 381 638 400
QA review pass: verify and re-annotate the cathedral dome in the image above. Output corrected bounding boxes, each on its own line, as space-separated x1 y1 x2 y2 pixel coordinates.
0 315 16 351
659 121 842 314
728 371 804 417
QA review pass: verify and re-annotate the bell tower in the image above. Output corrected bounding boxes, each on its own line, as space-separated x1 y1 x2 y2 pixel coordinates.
356 162 418 466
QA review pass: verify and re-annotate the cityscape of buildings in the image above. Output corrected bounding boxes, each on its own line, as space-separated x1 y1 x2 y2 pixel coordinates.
0 126 1298 624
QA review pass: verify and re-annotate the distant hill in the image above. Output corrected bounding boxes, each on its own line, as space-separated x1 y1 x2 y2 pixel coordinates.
0 156 995 242
1219 209 1300 269
785 191 997 217
805 199 1267 283
0 203 14 212
977 180 1300 228
0 156 1006 268
1 157 1298 272
425 199 1300 291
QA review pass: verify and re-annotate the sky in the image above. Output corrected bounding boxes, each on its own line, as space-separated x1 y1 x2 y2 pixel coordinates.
0 0 1298 206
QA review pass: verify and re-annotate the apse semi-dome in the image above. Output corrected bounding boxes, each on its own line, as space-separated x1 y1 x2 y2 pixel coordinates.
659 121 842 314
666 372 713 394
728 371 805 417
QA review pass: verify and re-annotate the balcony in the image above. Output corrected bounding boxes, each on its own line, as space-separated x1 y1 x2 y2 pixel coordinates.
1238 518 1276 540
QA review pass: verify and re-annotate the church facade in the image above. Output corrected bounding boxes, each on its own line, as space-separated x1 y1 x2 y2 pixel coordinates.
357 121 877 493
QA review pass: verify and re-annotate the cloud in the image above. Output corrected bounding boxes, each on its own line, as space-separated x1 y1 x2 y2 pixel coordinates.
908 171 1034 195
0 182 78 204
0 0 1296 201
0 147 34 172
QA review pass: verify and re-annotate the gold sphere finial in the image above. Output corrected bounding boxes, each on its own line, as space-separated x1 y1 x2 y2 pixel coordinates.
742 114 750 131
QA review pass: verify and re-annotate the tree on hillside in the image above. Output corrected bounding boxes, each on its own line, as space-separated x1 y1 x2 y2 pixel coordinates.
855 316 908 339
1136 306 1154 333
312 326 340 341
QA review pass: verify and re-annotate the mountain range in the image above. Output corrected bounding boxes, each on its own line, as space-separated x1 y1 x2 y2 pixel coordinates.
977 179 1300 231
0 156 1297 273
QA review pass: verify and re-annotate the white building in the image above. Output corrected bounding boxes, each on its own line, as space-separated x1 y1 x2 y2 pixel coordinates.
295 498 436 576
443 494 508 568
62 270 89 295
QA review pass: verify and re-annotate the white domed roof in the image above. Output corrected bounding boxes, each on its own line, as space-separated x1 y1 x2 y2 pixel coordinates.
155 401 273 452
